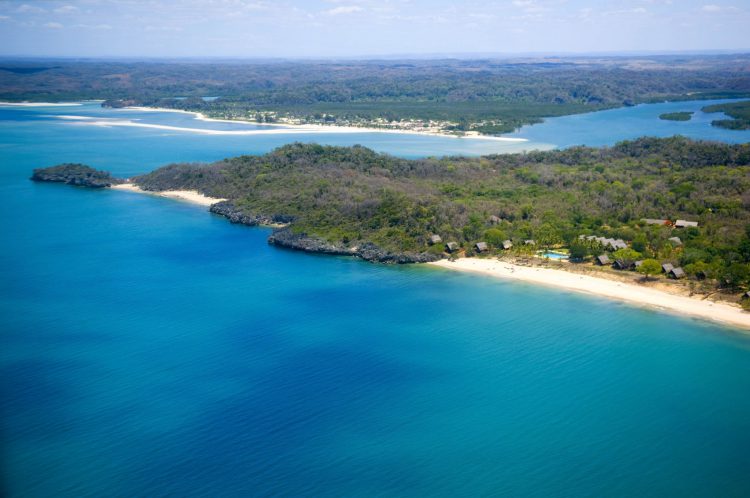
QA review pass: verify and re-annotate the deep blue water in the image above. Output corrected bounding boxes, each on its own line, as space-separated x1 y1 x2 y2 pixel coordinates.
2 102 750 497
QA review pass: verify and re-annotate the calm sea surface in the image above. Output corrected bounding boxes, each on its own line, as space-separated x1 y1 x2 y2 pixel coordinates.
2 101 750 497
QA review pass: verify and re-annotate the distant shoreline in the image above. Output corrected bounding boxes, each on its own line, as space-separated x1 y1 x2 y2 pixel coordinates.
430 258 750 332
124 106 530 142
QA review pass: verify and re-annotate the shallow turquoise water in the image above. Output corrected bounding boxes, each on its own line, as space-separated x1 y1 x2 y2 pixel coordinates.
2 102 750 497
505 98 750 147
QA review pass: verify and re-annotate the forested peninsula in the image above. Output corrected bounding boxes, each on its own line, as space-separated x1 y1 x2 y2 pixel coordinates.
703 100 750 130
31 137 750 296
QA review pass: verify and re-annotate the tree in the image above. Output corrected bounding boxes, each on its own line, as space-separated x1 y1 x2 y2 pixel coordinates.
612 248 642 262
637 259 661 280
720 263 750 291
631 233 648 254
484 228 507 247
568 241 589 262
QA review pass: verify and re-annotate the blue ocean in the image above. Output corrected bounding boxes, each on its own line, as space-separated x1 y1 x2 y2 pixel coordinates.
2 101 750 497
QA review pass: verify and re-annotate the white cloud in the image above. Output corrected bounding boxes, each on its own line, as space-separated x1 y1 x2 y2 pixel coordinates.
54 5 79 15
16 4 46 14
43 22 64 29
74 23 113 30
325 5 363 15
701 4 739 12
145 25 183 32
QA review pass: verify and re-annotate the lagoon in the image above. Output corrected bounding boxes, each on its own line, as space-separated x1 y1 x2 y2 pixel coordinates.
2 101 750 496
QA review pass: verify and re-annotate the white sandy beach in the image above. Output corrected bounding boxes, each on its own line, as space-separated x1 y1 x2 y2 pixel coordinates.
430 258 750 331
0 101 83 107
111 183 225 206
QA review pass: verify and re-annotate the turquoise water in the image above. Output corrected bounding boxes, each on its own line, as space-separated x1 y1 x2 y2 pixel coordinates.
2 102 750 497
505 98 750 147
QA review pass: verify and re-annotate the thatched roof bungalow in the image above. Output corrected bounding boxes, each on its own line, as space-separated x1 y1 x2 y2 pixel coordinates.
445 242 459 253
429 234 442 245
669 267 686 279
501 240 513 250
613 259 635 270
475 242 488 253
596 254 611 266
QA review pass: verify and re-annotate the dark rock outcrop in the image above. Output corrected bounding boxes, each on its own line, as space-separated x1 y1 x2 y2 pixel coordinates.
209 201 294 226
268 228 440 264
31 163 123 188
101 99 141 109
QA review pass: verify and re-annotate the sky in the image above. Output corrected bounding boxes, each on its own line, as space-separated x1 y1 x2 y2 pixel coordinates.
0 0 748 58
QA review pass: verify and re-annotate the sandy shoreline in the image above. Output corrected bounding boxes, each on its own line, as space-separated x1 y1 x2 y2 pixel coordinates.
0 101 83 107
430 258 750 332
111 183 225 206
124 106 529 142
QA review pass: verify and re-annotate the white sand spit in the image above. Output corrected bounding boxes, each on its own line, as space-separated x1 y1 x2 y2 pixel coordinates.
111 183 225 207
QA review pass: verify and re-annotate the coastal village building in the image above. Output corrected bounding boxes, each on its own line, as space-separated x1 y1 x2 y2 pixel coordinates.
668 236 683 246
662 263 674 273
502 240 513 250
596 254 611 266
445 242 459 253
475 242 488 253
488 215 502 225
429 234 442 245
524 240 536 246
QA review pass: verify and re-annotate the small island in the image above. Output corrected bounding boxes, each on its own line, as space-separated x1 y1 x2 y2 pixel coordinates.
702 100 750 130
30 163 123 188
659 111 693 121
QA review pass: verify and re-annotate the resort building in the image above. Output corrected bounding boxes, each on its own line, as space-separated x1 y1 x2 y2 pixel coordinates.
579 235 628 250
475 242 488 253
642 218 669 225
675 220 699 228
445 242 459 253
429 234 442 245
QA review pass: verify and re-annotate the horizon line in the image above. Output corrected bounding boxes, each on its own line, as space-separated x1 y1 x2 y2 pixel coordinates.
1 49 750 62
